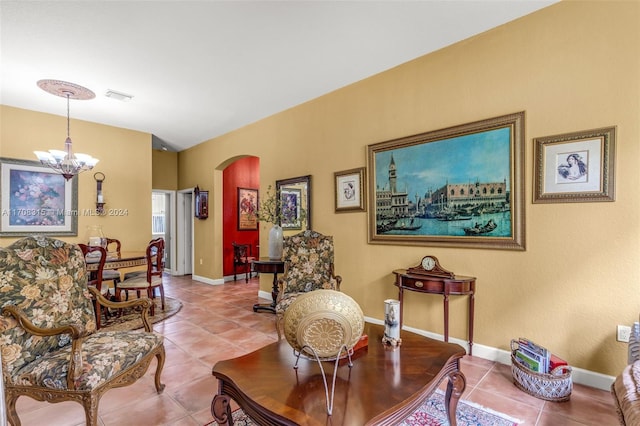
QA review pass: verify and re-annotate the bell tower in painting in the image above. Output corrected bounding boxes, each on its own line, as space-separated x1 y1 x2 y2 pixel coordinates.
389 154 397 193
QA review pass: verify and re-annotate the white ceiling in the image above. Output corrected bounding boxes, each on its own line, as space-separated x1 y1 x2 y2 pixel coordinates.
1 1 557 152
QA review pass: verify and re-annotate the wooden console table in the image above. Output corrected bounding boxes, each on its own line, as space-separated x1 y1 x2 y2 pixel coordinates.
393 257 475 355
251 258 284 314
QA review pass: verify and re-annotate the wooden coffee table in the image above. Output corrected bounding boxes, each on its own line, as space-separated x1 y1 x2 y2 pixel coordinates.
211 322 466 425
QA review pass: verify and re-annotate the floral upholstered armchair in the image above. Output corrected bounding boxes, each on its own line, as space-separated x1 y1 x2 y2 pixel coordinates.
0 236 165 426
275 230 342 339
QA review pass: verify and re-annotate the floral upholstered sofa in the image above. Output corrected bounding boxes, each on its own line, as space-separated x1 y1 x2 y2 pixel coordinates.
275 230 342 339
612 360 640 425
0 236 165 426
612 329 640 425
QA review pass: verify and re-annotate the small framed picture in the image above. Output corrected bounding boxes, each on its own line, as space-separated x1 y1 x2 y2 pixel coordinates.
237 187 258 230
194 186 209 219
533 126 616 203
335 167 366 212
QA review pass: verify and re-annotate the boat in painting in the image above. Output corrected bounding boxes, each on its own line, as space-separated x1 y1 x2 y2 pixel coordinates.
463 219 497 236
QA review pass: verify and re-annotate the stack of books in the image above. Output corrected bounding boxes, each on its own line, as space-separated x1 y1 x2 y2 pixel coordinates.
514 337 567 374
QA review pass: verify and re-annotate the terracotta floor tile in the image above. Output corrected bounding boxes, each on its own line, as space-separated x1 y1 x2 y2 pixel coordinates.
464 387 541 425
541 388 620 425
536 411 594 426
17 400 95 426
99 373 160 414
160 357 211 388
459 355 493 387
162 325 216 345
190 407 216 425
101 394 188 426
200 319 243 334
168 375 218 414
166 415 202 426
476 362 547 410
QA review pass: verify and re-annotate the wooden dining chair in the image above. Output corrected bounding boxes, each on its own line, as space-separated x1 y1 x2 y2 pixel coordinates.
122 237 163 281
233 242 256 283
79 244 111 329
101 238 122 294
115 238 165 316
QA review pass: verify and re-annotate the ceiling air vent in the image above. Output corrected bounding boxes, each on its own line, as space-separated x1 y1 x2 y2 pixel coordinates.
105 89 133 102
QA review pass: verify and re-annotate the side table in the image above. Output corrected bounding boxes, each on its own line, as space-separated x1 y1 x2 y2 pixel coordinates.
251 258 284 314
393 268 476 355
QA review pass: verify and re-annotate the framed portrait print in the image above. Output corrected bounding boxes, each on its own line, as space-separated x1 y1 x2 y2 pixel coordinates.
335 167 366 212
237 187 258 230
533 126 616 203
280 187 302 230
0 157 78 236
367 111 525 251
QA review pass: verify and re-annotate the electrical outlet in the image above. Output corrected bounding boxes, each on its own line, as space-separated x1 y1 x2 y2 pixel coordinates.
618 325 632 342
199 258 203 265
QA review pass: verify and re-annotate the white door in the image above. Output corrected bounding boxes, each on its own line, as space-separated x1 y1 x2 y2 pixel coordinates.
176 189 194 275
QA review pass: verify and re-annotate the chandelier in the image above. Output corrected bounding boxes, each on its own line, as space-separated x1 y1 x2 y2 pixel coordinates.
34 80 99 180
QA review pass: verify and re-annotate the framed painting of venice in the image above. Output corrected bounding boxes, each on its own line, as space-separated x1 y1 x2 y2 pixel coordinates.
367 112 525 251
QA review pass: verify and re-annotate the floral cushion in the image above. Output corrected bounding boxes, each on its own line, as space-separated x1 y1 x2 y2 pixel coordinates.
10 330 162 391
278 230 338 296
0 236 97 378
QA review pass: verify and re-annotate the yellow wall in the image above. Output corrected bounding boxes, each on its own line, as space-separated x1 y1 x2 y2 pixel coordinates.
152 149 178 190
0 105 153 251
179 1 640 377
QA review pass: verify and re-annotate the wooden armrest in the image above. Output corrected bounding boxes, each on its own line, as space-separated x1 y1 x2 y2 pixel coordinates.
334 275 342 291
88 287 153 332
1 305 84 339
2 305 87 390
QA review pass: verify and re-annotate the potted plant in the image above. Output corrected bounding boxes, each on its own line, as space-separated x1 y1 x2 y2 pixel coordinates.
252 186 283 259
253 185 306 259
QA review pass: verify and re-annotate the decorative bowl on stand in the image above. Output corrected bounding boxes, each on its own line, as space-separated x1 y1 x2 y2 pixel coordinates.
283 289 364 361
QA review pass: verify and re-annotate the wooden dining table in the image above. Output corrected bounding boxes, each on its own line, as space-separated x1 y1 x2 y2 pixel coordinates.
85 251 147 272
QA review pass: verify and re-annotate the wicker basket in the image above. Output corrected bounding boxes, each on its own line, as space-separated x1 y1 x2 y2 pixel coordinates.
510 339 572 402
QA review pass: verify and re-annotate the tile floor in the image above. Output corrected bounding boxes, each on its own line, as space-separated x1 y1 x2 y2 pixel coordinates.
14 274 620 425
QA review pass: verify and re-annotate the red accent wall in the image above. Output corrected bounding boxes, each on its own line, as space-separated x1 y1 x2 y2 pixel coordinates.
223 156 260 277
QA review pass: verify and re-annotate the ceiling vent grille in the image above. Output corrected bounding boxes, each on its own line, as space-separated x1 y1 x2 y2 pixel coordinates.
105 89 133 102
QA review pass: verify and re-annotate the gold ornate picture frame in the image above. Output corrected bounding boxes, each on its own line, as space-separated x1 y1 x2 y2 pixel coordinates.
367 112 525 251
335 167 366 213
533 126 616 203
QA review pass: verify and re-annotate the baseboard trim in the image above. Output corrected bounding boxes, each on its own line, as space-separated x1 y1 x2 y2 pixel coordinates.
364 316 614 392
258 290 272 301
192 274 222 285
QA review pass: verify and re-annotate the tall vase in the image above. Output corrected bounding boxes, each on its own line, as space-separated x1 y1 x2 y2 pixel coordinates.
268 224 283 260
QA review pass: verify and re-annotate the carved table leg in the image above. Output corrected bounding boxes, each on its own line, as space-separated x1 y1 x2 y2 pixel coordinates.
252 272 278 313
211 394 234 426
468 292 475 355
444 370 466 426
443 293 450 342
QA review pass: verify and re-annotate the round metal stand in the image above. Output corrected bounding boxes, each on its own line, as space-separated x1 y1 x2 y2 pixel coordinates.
293 345 353 416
